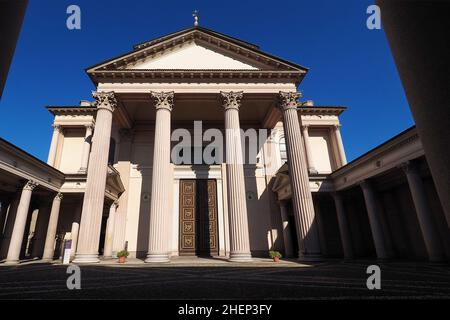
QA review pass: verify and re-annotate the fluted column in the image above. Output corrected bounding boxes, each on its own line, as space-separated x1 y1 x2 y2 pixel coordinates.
221 91 252 261
42 193 63 261
277 92 321 260
5 181 38 264
360 180 389 259
74 91 117 264
79 124 94 173
301 125 317 174
103 201 118 258
333 125 347 166
145 91 174 263
47 124 61 166
401 161 445 261
30 200 51 258
332 192 354 259
279 201 294 257
70 201 82 260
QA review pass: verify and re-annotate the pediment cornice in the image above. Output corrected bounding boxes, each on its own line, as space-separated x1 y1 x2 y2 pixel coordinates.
86 27 308 85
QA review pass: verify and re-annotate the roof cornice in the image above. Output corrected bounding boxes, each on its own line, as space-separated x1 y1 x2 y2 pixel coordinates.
331 126 418 178
88 69 305 85
46 106 96 115
298 106 347 116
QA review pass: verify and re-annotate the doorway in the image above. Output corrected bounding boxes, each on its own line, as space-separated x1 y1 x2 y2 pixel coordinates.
179 179 219 256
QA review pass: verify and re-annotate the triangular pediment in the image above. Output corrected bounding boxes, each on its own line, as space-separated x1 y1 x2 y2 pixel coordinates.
124 42 259 70
86 27 308 84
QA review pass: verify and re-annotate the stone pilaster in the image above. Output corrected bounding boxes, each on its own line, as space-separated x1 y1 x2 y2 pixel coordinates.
277 92 321 260
79 124 94 173
5 180 38 264
360 180 389 259
74 91 117 264
332 124 347 166
401 161 445 261
103 201 118 258
47 124 61 166
221 91 252 261
145 91 174 263
279 201 294 257
332 192 354 259
301 125 317 174
42 193 63 261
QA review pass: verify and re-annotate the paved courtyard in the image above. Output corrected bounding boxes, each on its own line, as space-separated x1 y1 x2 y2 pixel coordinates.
0 259 449 299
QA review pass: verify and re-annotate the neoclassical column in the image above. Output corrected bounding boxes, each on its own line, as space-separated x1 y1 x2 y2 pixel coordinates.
5 180 38 264
42 193 63 261
0 193 20 258
0 197 11 236
145 91 174 263
47 124 61 166
360 180 389 259
74 91 117 263
277 92 321 260
103 201 118 258
332 192 354 259
78 124 94 173
221 91 252 261
301 125 317 174
279 201 294 258
401 161 445 261
30 199 51 258
332 124 347 166
70 201 83 260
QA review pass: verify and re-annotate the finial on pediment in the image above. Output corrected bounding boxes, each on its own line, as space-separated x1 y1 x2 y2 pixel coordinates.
192 10 199 27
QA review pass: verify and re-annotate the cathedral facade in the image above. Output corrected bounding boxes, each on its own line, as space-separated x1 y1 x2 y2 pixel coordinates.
0 26 448 264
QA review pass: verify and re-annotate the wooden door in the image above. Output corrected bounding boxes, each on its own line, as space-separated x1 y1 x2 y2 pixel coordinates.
179 179 219 256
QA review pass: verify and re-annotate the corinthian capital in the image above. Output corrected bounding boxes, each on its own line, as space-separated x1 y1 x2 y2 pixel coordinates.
150 91 174 111
24 180 38 191
92 91 118 112
277 91 302 111
55 192 64 201
220 91 243 111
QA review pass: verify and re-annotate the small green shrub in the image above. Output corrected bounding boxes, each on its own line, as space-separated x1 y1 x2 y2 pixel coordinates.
117 250 129 258
269 251 282 259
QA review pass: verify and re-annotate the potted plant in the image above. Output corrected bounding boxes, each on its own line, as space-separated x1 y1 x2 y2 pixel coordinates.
269 250 282 262
116 249 129 263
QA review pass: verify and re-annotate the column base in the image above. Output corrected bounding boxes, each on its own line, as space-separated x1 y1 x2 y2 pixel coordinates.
145 253 170 263
308 168 318 175
298 253 322 262
2 260 19 265
41 258 54 263
229 252 252 262
73 253 100 264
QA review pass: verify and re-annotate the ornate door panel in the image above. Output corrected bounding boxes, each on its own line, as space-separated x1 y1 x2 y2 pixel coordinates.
179 180 196 255
179 179 219 256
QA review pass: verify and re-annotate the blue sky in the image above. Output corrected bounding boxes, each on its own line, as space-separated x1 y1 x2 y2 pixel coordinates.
0 0 413 162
